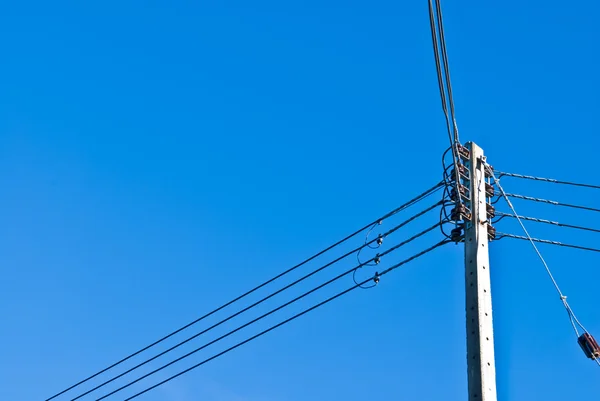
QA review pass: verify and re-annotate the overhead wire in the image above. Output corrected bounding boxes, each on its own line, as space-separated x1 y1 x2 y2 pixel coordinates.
490 170 593 340
355 200 443 288
495 212 600 234
93 225 445 401
428 0 461 199
45 181 444 401
497 171 600 190
503 193 600 214
116 240 451 401
495 233 600 254
69 202 443 401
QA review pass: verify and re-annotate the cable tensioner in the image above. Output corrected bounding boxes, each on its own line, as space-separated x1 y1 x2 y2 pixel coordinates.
578 333 600 360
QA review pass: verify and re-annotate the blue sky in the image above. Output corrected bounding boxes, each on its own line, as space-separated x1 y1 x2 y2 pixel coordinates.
0 1 598 400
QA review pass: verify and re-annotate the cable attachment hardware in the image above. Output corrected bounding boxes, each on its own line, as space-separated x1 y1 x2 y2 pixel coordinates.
451 163 469 181
487 224 496 241
456 143 470 160
486 204 496 219
451 226 463 243
451 204 472 222
450 184 469 202
485 183 495 198
373 272 380 285
578 333 600 360
484 163 494 178
377 234 383 246
374 255 381 264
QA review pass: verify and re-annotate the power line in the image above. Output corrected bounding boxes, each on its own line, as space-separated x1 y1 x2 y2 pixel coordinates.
495 212 600 234
433 0 459 143
94 226 445 401
497 171 600 190
70 203 443 401
428 0 461 193
503 193 600 214
119 240 450 401
45 181 444 401
496 233 600 253
491 171 592 340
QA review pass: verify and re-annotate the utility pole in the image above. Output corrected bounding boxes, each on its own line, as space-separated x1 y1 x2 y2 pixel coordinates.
463 142 498 401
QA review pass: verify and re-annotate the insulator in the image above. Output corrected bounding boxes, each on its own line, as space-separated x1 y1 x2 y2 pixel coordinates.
451 204 472 222
485 183 495 198
451 163 468 180
456 144 470 160
487 225 496 240
451 227 463 243
578 333 600 360
486 204 496 219
485 164 494 178
450 184 468 202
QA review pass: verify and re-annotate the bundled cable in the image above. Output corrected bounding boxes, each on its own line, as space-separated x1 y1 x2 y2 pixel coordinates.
496 232 600 253
497 171 600 190
45 181 445 401
495 212 600 234
490 169 600 365
106 239 451 401
68 207 443 401
502 193 600 214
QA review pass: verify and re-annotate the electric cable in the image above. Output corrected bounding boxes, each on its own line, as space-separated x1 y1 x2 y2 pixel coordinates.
503 193 600 214
495 232 600 253
44 181 444 401
433 0 459 144
70 203 443 401
497 171 600 190
117 240 450 401
490 170 592 340
93 225 445 401
428 1 461 197
495 212 600 234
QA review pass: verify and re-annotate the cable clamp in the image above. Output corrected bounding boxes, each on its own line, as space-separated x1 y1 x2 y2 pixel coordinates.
377 234 383 245
373 272 380 285
374 254 381 264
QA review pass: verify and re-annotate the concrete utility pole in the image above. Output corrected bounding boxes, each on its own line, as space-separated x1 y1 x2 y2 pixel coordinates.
463 142 498 401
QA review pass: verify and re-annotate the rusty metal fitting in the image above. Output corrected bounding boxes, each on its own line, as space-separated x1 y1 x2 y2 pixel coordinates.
450 184 468 202
487 224 497 240
456 144 470 160
451 204 472 222
485 183 495 198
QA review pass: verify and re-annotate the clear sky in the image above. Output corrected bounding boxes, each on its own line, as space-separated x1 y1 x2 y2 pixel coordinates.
1 1 598 400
